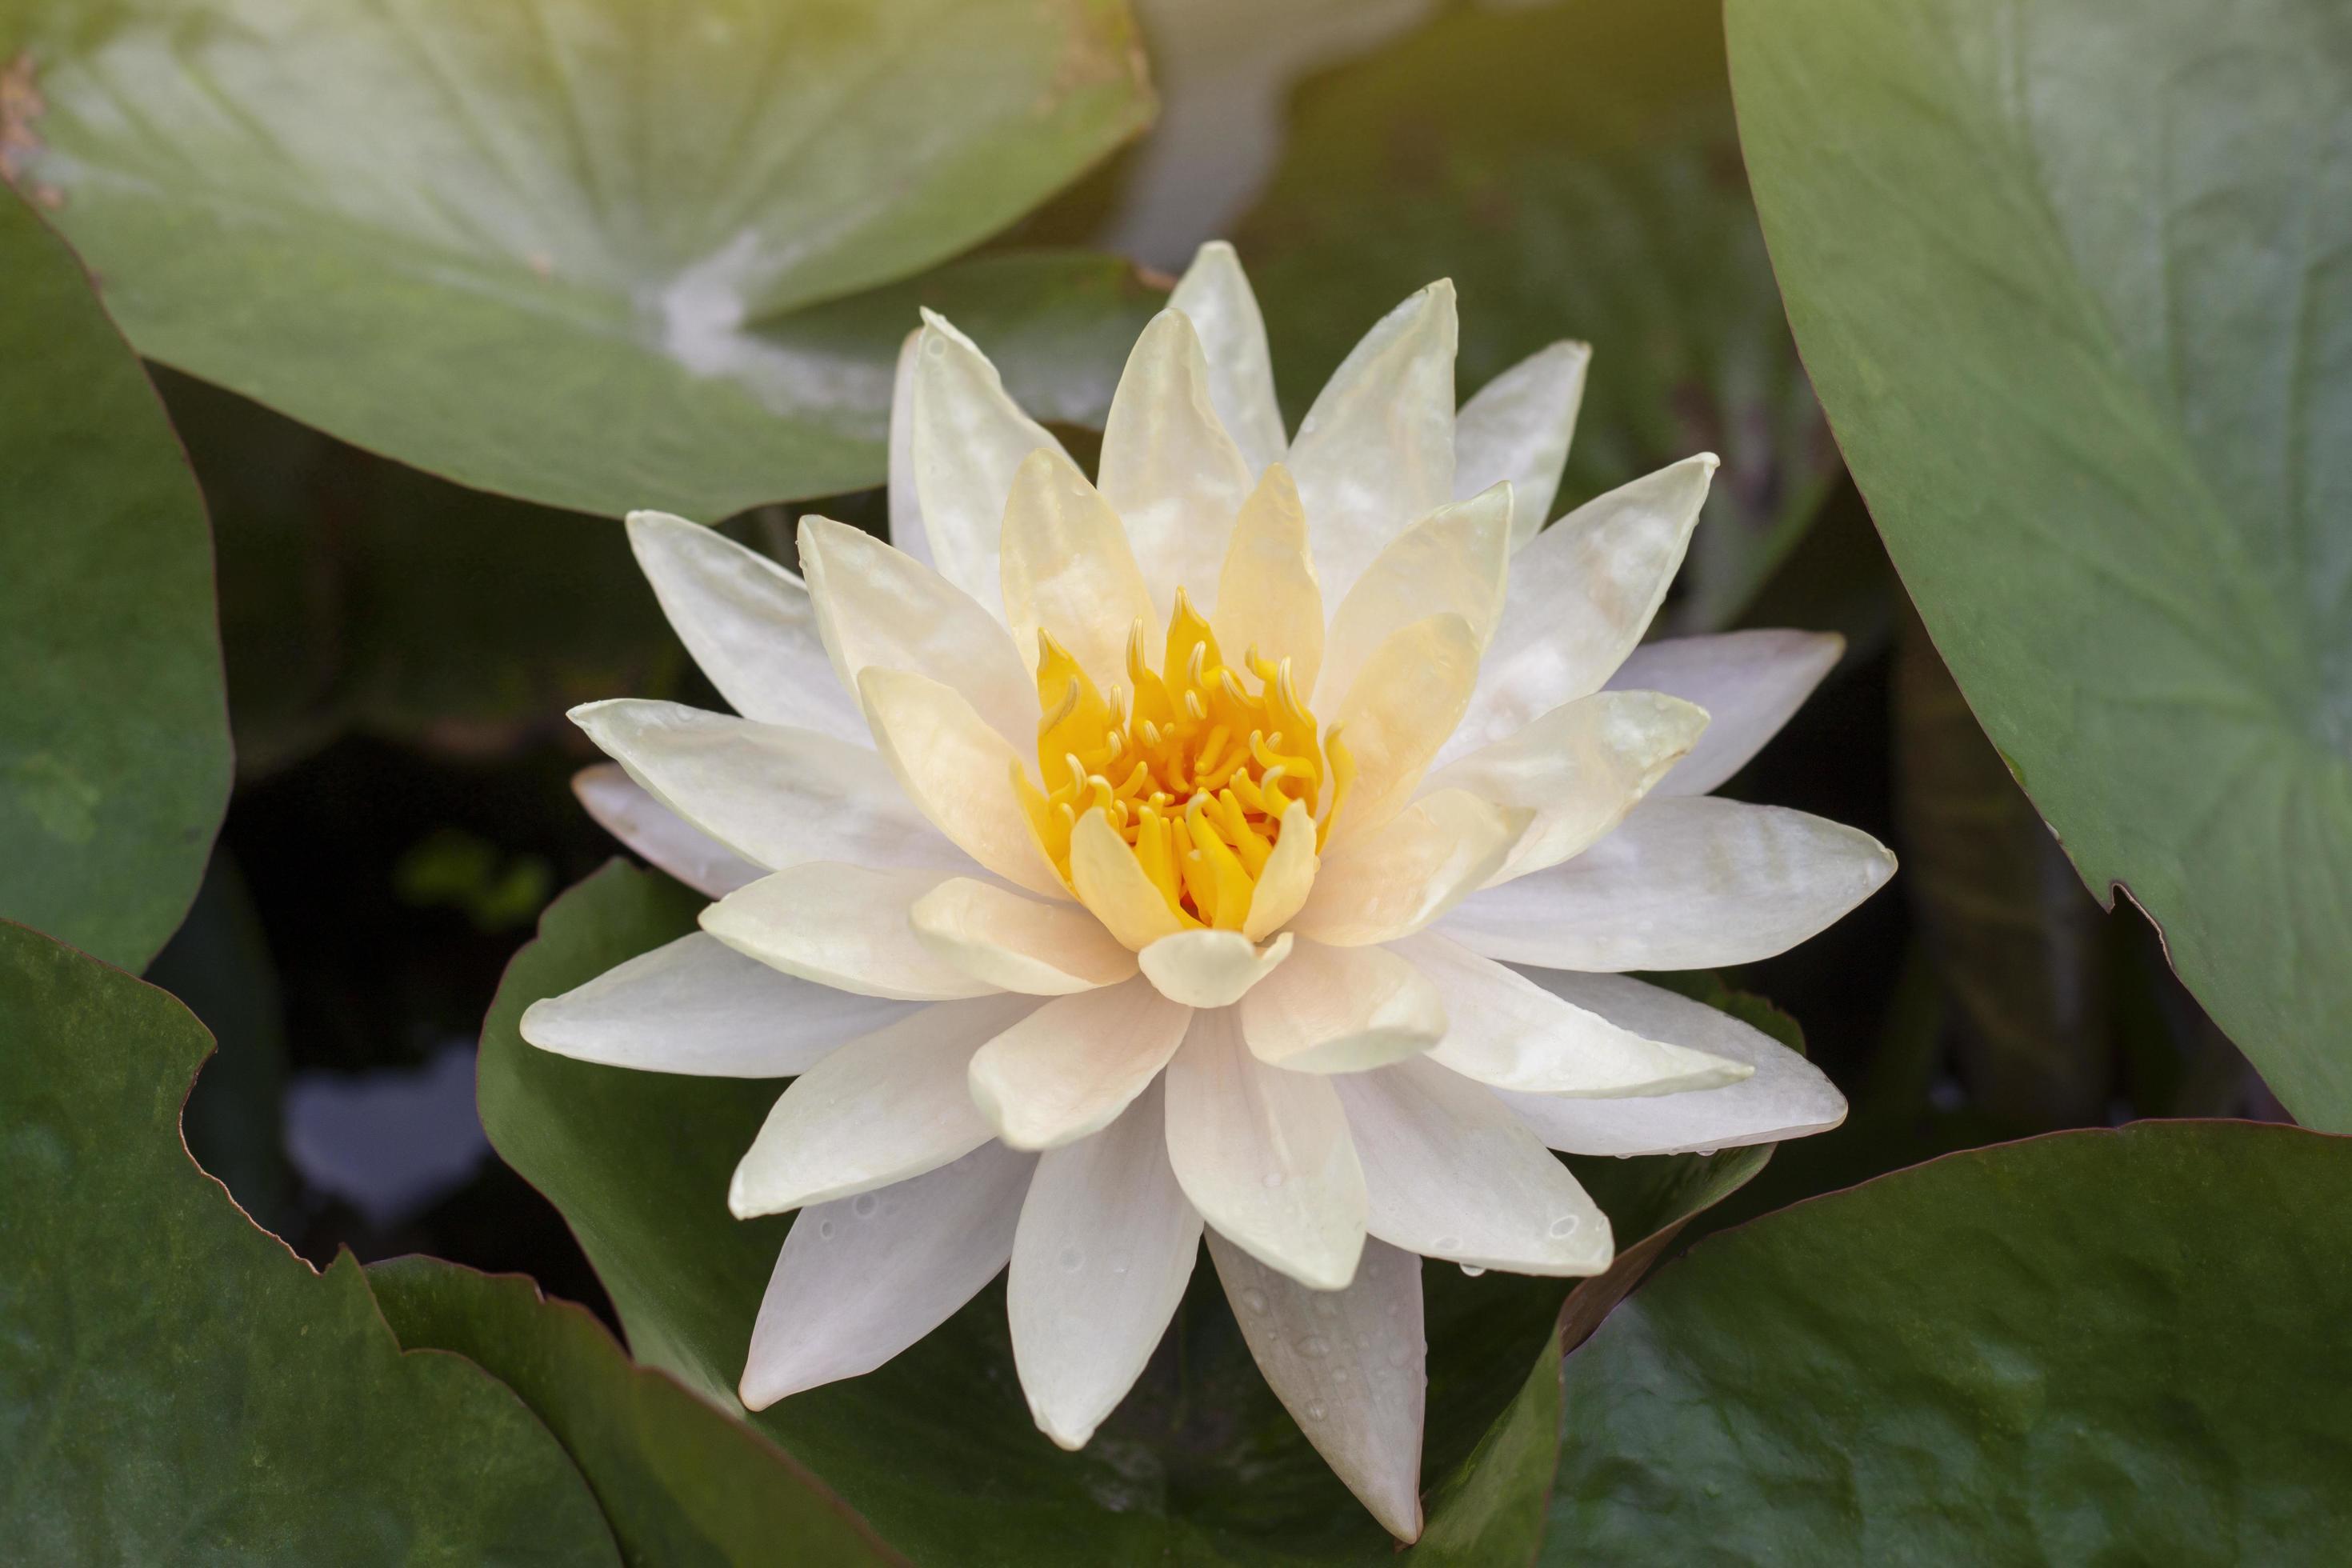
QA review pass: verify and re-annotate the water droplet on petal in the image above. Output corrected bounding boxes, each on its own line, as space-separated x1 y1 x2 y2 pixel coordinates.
1058 1246 1085 1272
850 1193 878 1218
1459 1263 1487 1278
1241 1287 1269 1314
816 1219 836 1241
1695 1148 1718 1158
1262 1170 1285 1189
1306 1402 1327 1422
1302 1335 1330 1358
1547 1216 1580 1238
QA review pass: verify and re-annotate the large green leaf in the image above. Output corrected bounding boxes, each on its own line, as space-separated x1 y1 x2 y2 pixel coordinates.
0 918 618 1563
1726 0 2352 1126
1 0 1153 518
1546 1122 2352 1559
0 188 226 969
1235 0 1836 631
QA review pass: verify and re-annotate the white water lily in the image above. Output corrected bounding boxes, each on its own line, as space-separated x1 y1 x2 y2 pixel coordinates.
524 242 1891 1540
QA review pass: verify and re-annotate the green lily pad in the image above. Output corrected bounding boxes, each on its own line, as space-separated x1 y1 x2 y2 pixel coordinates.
1726 0 2352 1127
1548 1122 2352 1559
0 917 618 1563
0 188 227 969
1 0 1154 519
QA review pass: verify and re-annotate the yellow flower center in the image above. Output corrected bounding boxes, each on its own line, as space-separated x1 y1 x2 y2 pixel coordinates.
1014 588 1352 931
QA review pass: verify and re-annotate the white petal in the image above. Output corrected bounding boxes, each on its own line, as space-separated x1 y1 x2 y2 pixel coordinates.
521 932 919 1078
798 514 1038 749
1238 940 1446 1074
1446 454 1716 763
908 310 1069 620
910 878 1138 997
1498 970 1848 1156
969 977 1192 1150
1163 1008 1366 1290
571 764 763 898
1335 1057 1613 1277
1606 630 1844 798
1438 797 1896 970
1316 483 1513 713
885 328 934 570
1212 463 1323 694
569 699 963 875
740 1143 1034 1407
1424 690 1708 885
1069 810 1188 950
728 994 1039 1217
1097 309 1255 618
858 667 1070 899
1207 1232 1424 1542
1452 341 1591 547
1286 282 1458 603
999 447 1158 684
1389 933 1748 1097
1168 241 1286 474
1242 800 1319 943
702 863 1001 1002
1291 791 1523 948
1009 1081 1202 1449
624 510 866 742
1138 929 1294 1008
1330 612 1484 838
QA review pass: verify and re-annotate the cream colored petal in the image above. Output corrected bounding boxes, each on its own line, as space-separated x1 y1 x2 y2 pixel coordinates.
858 667 1070 900
1010 1081 1202 1450
1208 1232 1425 1542
1169 240 1286 474
1423 690 1709 885
1285 281 1458 603
1164 1009 1366 1290
1452 341 1591 547
1606 630 1844 798
521 931 918 1078
1317 484 1513 711
970 977 1191 1150
1070 810 1188 950
798 514 1038 748
1331 612 1483 838
1098 308 1255 618
624 510 868 742
571 764 763 898
1292 790 1522 948
701 863 1000 1002
1437 797 1898 970
741 1144 1034 1407
1238 939 1445 1074
910 878 1137 997
1212 463 1323 692
1498 970 1848 1156
570 699 966 876
1450 454 1716 762
1390 932 1749 1097
1335 1055 1613 1277
727 994 1041 1217
885 327 934 570
999 446 1158 683
908 309 1069 618
1242 800 1318 942
1138 929 1294 1008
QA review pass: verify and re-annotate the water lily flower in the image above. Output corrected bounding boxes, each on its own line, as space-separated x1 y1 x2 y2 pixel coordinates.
523 242 1892 1540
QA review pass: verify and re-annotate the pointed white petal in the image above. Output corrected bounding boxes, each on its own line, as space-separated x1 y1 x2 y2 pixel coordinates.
1242 800 1319 943
1212 463 1324 694
1606 630 1844 798
999 447 1158 683
1238 939 1446 1074
1168 241 1286 474
1291 791 1523 948
858 667 1070 899
624 510 866 742
1389 933 1748 1097
1438 797 1896 970
702 864 1001 1002
885 328 934 570
740 1143 1034 1407
798 514 1038 749
521 932 918 1078
1286 282 1458 602
1452 341 1591 546
1208 1231 1424 1542
1138 929 1294 1008
571 764 762 898
910 878 1137 996
1330 613 1483 838
1163 1009 1366 1290
1335 1056 1613 1277
908 310 1069 620
1446 454 1716 762
1009 1081 1202 1449
1317 484 1513 713
1069 810 1189 951
1498 970 1848 1156
1098 309 1255 618
728 995 1038 1217
968 977 1192 1150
